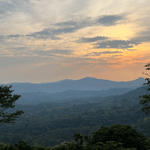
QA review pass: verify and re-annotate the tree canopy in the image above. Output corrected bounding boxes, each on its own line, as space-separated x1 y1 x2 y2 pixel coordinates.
68 124 150 150
0 85 24 124
139 63 150 115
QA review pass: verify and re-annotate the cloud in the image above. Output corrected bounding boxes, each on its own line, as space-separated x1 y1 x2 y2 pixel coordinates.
0 36 5 40
26 14 126 39
5 46 27 51
26 19 92 39
93 40 140 49
55 20 77 27
96 15 126 26
84 50 122 57
129 29 150 44
0 1 15 16
0 47 74 58
76 36 108 43
26 29 61 40
34 49 74 57
7 34 22 38
0 0 31 16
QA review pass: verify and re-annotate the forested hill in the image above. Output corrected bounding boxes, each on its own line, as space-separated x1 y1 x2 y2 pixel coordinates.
14 87 134 106
1 83 150 148
9 83 150 114
0 76 146 93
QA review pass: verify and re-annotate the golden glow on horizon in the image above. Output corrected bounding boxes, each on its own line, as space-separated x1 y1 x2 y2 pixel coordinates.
94 24 134 40
23 21 150 62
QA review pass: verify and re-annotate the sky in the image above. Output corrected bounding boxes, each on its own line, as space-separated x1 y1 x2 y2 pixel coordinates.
0 0 150 84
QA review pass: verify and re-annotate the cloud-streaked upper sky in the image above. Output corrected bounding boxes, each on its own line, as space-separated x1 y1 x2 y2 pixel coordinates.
0 0 150 84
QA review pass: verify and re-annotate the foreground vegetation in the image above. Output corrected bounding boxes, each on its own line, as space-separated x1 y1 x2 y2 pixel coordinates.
1 123 150 150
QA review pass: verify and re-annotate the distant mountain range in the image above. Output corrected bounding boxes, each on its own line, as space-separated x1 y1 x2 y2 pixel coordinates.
0 76 147 94
14 88 134 105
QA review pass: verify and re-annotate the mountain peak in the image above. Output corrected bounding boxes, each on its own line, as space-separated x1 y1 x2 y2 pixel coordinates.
83 76 96 79
137 77 144 79
134 77 145 81
79 76 99 80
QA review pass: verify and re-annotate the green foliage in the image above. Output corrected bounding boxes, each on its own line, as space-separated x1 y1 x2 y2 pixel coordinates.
51 124 150 150
139 63 150 115
90 124 150 150
14 140 32 150
0 140 53 150
0 101 150 148
1 81 150 149
0 85 24 124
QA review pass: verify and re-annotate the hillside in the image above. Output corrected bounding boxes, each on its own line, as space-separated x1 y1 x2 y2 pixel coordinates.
1 83 150 148
0 77 146 93
14 87 133 106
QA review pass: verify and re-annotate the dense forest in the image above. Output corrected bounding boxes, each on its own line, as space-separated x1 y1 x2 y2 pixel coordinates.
14 87 134 106
0 84 150 149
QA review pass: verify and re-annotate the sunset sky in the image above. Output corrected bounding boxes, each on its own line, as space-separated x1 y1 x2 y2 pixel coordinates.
0 0 150 84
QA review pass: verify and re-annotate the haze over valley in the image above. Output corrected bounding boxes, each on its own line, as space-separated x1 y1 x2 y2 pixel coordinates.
0 76 146 105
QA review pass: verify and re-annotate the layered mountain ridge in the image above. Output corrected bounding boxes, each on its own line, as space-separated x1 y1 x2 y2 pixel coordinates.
0 77 146 94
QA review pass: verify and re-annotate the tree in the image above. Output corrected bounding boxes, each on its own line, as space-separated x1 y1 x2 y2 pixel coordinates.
139 63 150 115
72 124 150 150
68 124 150 150
0 85 24 124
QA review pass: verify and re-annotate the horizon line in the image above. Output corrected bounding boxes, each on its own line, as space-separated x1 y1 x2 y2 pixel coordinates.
0 76 146 85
